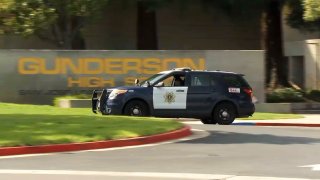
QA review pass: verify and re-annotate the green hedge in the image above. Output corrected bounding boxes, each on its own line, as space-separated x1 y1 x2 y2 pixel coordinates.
266 88 305 103
305 90 320 102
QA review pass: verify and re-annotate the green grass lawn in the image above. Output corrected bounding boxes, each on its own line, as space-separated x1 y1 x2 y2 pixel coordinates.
0 103 304 147
0 103 183 147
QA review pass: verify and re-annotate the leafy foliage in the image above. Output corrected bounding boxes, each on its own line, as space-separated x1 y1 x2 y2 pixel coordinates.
285 0 320 32
305 90 320 102
0 0 13 34
303 0 320 21
5 0 56 36
3 0 110 49
266 88 305 103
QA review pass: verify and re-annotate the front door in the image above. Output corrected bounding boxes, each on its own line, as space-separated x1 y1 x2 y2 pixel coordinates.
153 87 188 109
152 73 188 117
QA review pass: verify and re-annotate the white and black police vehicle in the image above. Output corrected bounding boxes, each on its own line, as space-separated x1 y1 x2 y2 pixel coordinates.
92 67 255 125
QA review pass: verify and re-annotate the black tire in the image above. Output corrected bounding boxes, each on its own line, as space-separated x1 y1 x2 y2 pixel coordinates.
200 119 217 124
213 102 236 125
123 100 149 116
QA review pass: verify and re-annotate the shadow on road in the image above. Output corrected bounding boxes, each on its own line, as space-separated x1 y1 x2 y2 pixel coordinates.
182 131 320 145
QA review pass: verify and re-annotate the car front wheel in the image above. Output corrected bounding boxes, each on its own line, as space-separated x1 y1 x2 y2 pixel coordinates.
213 102 236 125
123 100 149 116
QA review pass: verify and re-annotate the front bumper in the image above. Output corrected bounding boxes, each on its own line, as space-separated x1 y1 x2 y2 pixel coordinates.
92 89 108 114
92 89 123 115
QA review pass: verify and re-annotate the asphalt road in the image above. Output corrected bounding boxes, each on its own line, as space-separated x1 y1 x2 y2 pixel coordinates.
0 123 319 180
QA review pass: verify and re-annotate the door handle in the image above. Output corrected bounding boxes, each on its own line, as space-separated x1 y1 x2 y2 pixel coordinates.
176 90 184 92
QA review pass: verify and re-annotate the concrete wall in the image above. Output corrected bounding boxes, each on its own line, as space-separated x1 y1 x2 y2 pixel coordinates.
0 50 264 105
288 56 304 88
284 39 320 90
304 39 320 89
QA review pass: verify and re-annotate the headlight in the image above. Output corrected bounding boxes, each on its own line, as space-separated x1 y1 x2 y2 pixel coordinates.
108 89 128 99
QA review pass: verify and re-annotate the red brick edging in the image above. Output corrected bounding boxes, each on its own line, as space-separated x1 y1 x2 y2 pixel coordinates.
0 126 192 156
256 122 320 127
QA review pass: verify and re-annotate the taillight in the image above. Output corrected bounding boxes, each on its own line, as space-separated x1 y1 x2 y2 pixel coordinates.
243 88 253 97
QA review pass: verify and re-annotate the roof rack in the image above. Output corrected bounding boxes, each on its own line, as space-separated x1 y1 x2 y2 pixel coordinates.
172 67 192 71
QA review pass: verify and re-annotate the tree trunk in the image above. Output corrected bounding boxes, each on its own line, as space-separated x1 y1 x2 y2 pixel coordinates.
71 17 86 50
52 1 86 50
137 1 158 50
263 0 289 88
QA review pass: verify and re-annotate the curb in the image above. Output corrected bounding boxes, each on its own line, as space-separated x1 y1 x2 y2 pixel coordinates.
0 126 192 156
233 122 320 127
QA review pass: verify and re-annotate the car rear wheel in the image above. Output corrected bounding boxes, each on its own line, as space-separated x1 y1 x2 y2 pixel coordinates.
124 100 149 116
200 119 217 124
213 102 236 125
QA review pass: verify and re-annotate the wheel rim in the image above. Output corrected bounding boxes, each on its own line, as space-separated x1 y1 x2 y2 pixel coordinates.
219 108 230 121
131 106 142 115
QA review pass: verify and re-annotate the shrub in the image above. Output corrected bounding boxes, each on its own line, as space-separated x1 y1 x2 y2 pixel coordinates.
305 90 320 102
266 88 305 103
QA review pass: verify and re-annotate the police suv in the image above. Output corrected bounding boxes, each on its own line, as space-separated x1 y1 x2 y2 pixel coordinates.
92 68 255 125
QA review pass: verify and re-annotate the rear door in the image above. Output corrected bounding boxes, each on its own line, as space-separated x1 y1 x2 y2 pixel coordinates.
186 72 221 117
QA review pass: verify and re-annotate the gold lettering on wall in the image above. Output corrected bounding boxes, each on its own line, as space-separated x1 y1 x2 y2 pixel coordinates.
68 77 115 87
18 57 206 87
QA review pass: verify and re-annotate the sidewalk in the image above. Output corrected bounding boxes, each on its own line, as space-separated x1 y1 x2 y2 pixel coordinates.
180 115 320 127
233 114 320 127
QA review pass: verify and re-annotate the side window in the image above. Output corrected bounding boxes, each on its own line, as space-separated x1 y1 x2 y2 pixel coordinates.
162 76 174 87
160 74 185 87
191 74 216 87
223 75 247 87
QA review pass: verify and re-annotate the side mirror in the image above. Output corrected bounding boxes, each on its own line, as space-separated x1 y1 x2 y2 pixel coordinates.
134 79 140 86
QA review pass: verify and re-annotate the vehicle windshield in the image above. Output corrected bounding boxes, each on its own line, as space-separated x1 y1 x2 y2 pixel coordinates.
140 73 167 87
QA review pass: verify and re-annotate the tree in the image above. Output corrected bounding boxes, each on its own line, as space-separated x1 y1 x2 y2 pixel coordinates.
303 0 320 21
285 0 320 32
136 0 172 50
202 0 288 88
262 0 288 88
137 0 158 50
4 0 110 49
133 0 289 88
0 0 13 34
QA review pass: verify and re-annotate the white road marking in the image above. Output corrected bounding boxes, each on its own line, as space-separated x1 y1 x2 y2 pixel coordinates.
0 170 312 180
300 164 320 171
0 129 208 159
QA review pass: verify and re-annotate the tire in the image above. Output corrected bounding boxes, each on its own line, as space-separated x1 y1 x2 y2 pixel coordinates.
200 119 217 124
213 102 236 125
123 100 149 116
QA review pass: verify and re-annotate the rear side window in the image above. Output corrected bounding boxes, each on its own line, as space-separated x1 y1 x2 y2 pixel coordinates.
223 74 250 88
191 74 217 87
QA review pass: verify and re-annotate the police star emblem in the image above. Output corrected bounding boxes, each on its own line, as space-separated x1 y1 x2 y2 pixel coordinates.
164 92 176 104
